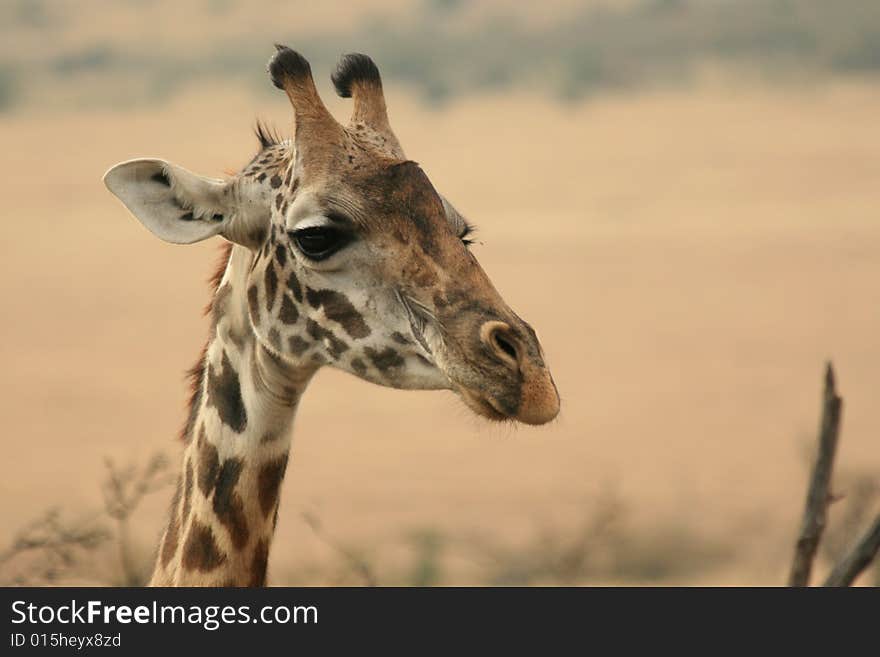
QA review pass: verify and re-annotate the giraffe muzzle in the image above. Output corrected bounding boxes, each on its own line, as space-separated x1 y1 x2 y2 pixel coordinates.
477 320 560 425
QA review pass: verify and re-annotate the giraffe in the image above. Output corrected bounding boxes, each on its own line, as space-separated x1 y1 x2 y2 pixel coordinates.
103 46 560 586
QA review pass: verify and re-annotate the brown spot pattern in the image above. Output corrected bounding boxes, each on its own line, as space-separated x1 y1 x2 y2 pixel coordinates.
206 350 247 433
306 319 349 359
279 294 299 324
391 331 411 345
197 429 220 496
249 539 269 587
305 288 371 339
286 271 303 303
268 328 281 350
288 335 309 355
212 458 249 550
275 243 287 267
264 264 278 312
364 346 405 372
182 520 226 572
257 456 289 518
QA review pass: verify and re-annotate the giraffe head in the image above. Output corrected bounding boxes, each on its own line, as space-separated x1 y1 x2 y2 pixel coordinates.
104 47 559 425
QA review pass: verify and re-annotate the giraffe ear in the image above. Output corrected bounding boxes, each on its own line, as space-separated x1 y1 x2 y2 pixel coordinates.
103 158 233 245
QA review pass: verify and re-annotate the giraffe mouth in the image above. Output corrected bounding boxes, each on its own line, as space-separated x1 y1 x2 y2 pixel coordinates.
458 387 513 422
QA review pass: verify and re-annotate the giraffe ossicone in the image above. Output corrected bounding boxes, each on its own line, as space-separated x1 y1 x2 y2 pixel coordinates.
104 46 560 587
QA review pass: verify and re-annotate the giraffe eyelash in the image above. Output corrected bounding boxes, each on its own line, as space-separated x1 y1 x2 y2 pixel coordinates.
459 222 476 246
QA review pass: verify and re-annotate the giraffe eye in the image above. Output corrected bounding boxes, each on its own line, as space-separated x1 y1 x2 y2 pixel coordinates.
291 225 350 261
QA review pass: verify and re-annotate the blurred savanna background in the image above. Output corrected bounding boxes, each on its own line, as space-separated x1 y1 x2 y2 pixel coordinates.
1 0 879 586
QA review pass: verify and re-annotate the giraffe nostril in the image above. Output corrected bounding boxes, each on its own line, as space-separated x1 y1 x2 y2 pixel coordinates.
493 332 518 362
480 321 520 368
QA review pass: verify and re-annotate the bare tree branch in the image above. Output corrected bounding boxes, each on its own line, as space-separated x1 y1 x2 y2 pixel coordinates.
101 453 174 585
102 453 173 521
788 362 843 587
823 512 880 586
0 509 109 584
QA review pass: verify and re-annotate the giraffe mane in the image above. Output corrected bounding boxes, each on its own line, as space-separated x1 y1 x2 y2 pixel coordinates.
179 241 234 442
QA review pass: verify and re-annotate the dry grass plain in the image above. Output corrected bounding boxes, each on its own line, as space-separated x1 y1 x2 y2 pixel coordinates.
1 80 878 584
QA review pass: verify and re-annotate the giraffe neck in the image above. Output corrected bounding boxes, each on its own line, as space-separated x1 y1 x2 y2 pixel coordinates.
151 245 317 586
